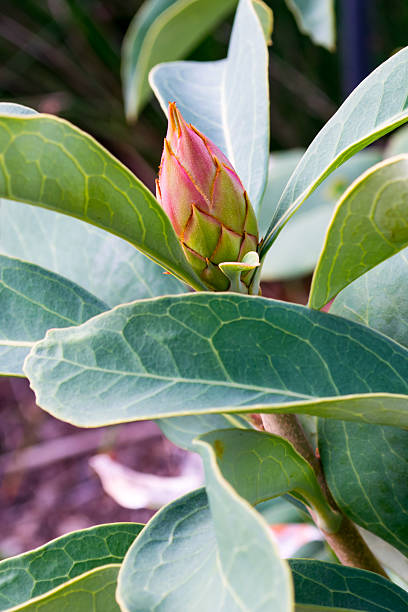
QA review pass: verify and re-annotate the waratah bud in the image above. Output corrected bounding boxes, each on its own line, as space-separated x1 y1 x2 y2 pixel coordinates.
156 102 259 291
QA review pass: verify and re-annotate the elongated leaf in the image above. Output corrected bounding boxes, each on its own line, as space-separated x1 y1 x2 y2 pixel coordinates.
262 46 408 255
0 523 142 611
158 413 251 450
150 0 271 210
261 150 381 280
0 255 106 376
285 0 335 50
0 114 205 290
194 429 340 531
309 155 408 309
8 565 120 612
319 419 408 557
118 489 292 612
122 0 237 120
0 199 185 307
289 559 408 611
320 256 408 559
331 249 408 349
24 294 408 428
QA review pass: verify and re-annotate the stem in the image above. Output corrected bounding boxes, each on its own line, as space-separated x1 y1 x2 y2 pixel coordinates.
261 413 388 577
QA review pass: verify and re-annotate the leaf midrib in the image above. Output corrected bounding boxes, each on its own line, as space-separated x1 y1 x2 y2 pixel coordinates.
30 355 314 400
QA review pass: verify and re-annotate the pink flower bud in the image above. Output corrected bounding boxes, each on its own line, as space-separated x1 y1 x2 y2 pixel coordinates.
156 103 259 291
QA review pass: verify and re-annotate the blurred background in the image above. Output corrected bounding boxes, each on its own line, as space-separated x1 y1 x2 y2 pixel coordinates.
0 0 406 558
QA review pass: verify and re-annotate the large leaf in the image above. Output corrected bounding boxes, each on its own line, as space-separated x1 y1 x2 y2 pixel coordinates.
122 0 237 120
7 566 120 612
320 253 408 559
150 0 271 210
261 150 381 281
262 46 408 255
309 155 408 309
319 419 408 558
0 114 205 290
284 0 335 50
194 429 340 532
0 523 142 611
158 413 251 451
24 293 408 428
118 489 291 611
289 559 408 611
0 199 185 307
0 255 106 377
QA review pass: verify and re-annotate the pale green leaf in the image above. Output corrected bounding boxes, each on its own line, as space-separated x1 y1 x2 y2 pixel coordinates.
118 489 292 612
309 155 408 309
0 524 142 611
122 0 237 120
262 46 408 255
261 150 381 280
150 0 271 210
0 199 185 307
330 250 408 349
158 413 251 450
194 430 340 532
7 566 120 612
0 255 106 376
256 496 308 524
285 0 335 50
0 114 205 291
289 559 408 611
24 294 408 428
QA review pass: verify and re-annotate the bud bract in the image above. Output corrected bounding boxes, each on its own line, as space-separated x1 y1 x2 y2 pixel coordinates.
156 103 259 291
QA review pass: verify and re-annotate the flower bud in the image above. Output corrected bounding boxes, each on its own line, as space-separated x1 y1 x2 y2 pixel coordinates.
156 103 259 291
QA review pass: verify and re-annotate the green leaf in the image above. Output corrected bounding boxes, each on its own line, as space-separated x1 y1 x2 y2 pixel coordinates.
0 199 186 307
256 496 308 524
118 488 292 611
0 255 107 377
285 0 335 50
194 429 340 532
122 0 237 120
289 559 408 611
320 256 408 559
319 419 408 558
309 155 408 309
0 114 205 291
261 150 381 281
258 150 304 236
330 250 408 349
150 0 271 210
158 413 251 450
7 565 120 612
0 523 142 611
24 293 408 428
262 46 408 256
